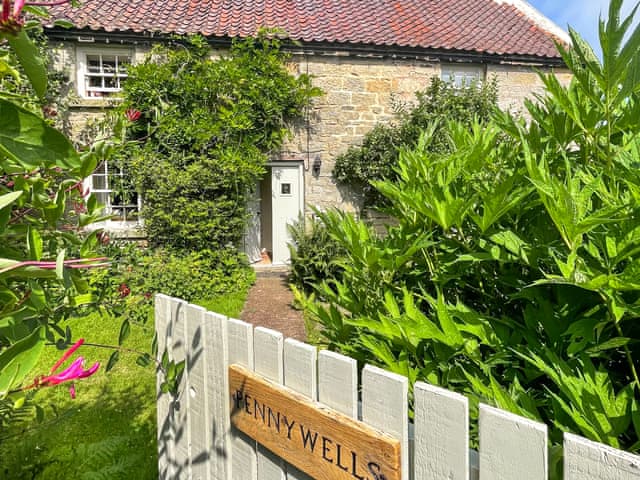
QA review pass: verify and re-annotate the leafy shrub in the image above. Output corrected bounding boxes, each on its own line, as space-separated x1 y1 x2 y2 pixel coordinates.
333 77 498 207
300 0 640 465
288 215 345 294
113 33 320 252
93 243 255 309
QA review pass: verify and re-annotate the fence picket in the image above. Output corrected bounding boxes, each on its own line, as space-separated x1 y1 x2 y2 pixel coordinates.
155 294 174 480
283 338 318 480
167 298 190 478
413 382 469 480
317 350 358 419
204 311 230 480
361 365 409 480
253 327 286 480
184 304 209 480
564 432 640 480
479 404 547 480
228 318 257 480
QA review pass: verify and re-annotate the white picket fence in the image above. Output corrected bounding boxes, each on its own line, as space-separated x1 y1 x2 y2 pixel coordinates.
155 294 640 480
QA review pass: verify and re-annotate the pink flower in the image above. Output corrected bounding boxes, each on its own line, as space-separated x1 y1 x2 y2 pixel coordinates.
1 0 71 34
25 338 100 399
125 109 142 122
118 283 131 298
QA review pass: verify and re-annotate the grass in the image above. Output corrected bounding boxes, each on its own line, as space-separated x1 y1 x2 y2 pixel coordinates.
195 290 247 318
0 287 250 480
0 309 157 480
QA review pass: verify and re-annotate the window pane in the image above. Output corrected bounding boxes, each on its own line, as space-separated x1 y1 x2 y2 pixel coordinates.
117 56 131 74
105 76 118 89
87 55 101 73
101 56 117 73
93 191 109 208
88 76 103 88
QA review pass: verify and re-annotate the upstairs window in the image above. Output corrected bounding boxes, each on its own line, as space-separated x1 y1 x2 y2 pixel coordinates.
441 64 484 88
76 48 131 99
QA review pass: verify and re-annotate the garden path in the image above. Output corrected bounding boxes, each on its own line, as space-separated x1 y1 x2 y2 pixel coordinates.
240 269 306 342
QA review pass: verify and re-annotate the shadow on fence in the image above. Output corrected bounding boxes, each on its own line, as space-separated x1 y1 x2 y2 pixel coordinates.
155 294 640 480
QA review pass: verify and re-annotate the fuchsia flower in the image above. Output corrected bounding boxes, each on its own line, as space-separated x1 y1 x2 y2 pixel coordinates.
125 108 142 122
25 339 100 399
1 0 71 34
118 283 131 298
0 0 23 34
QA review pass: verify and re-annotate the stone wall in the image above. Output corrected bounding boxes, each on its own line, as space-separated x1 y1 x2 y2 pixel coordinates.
53 41 571 215
281 54 571 215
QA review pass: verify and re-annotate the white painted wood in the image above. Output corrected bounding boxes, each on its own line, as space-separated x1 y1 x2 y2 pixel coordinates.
184 304 209 480
228 318 254 369
283 339 317 399
271 164 304 264
413 382 469 480
361 365 409 480
244 181 262 263
157 300 640 480
317 350 358 418
155 294 174 480
227 318 257 480
170 298 191 478
254 327 285 383
564 432 640 480
478 403 547 480
283 339 317 480
204 311 230 480
253 327 286 480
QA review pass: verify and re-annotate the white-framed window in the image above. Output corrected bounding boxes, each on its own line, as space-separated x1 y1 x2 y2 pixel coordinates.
76 47 132 98
84 160 141 225
441 64 484 88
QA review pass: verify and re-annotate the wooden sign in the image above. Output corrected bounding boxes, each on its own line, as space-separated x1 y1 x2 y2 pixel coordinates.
229 364 401 480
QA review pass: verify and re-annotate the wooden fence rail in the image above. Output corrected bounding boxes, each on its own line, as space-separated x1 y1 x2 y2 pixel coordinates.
155 295 640 480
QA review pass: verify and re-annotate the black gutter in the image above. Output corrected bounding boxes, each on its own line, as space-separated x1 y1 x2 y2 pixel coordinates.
44 26 567 68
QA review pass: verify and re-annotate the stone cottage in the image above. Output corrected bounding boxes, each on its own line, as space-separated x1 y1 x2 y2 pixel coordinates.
45 0 572 264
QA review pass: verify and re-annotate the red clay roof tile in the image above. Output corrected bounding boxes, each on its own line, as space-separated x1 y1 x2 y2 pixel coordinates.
46 0 565 59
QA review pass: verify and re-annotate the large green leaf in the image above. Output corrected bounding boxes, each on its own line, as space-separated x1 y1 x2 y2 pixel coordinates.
0 191 22 211
0 327 45 396
0 99 80 169
5 30 47 98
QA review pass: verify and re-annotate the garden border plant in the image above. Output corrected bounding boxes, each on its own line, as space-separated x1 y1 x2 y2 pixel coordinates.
333 75 498 209
294 0 640 475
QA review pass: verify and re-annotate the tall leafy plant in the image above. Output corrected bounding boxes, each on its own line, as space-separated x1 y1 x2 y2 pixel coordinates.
298 0 640 461
333 77 498 208
117 33 321 252
0 0 109 418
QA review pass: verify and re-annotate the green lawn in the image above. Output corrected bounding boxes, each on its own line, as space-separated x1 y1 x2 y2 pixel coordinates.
0 310 157 480
0 291 247 480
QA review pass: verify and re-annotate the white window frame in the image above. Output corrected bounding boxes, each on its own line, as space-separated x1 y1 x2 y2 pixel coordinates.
83 160 143 231
441 64 485 88
76 46 132 99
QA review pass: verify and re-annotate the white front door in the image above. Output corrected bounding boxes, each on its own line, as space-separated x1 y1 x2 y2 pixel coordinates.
271 164 303 264
243 182 262 263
